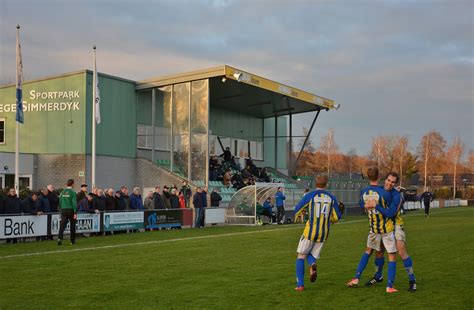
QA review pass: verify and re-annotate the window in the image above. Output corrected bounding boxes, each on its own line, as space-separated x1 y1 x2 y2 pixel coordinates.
0 119 4 144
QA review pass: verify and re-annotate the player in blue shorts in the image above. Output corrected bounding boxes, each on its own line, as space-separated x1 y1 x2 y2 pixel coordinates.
294 174 341 291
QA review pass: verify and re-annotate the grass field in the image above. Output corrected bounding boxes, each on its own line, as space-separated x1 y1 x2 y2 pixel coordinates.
1 207 473 309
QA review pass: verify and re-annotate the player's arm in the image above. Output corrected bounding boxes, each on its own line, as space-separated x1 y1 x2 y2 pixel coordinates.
294 193 311 216
358 189 365 209
330 196 341 223
375 191 399 218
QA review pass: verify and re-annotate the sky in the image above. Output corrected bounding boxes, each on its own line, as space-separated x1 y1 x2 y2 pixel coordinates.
1 0 473 157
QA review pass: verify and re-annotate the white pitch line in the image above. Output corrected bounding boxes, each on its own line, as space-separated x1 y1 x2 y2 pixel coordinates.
0 207 471 260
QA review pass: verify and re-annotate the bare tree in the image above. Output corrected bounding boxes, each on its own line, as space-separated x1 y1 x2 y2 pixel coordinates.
347 148 357 179
394 136 409 186
371 136 386 173
417 131 446 190
318 128 338 177
447 137 465 199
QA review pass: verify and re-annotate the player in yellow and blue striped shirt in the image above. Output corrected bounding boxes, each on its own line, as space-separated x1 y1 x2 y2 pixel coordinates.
346 167 399 293
366 172 417 292
294 174 341 291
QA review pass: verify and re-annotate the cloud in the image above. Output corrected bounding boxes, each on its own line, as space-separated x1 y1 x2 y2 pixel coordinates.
0 0 472 153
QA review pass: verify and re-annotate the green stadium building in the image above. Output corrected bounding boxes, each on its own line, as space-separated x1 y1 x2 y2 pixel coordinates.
0 65 338 198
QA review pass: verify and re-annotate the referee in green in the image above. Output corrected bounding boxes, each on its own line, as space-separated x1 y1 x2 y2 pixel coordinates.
58 179 77 245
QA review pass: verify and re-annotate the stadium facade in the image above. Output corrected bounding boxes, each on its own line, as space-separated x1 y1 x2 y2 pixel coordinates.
0 65 337 190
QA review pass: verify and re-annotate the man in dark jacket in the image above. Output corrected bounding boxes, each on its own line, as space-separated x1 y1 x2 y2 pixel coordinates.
119 186 130 210
193 187 203 228
115 191 126 211
162 186 171 209
0 192 5 214
220 147 232 163
210 188 222 207
77 184 88 202
5 188 21 243
21 192 41 214
129 187 144 210
153 186 165 209
37 189 51 213
4 188 21 214
105 188 118 211
46 184 59 212
181 181 192 207
199 187 208 227
420 189 434 217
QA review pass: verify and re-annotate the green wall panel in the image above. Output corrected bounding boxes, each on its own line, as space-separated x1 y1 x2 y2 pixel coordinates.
85 72 136 158
0 72 87 154
209 107 263 142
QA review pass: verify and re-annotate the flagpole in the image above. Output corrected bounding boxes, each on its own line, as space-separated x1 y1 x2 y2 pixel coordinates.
14 25 21 193
92 45 96 188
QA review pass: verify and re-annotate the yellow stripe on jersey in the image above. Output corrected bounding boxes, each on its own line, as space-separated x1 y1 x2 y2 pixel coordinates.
302 193 337 242
363 190 394 234
395 210 404 225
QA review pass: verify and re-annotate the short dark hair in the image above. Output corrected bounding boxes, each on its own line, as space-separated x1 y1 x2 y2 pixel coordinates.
367 167 379 182
81 184 88 188
315 174 329 188
386 172 399 183
66 179 74 187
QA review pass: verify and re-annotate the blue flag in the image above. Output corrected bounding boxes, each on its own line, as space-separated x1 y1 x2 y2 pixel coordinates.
16 26 24 124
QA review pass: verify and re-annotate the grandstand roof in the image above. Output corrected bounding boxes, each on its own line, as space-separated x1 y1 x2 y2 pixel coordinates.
136 65 337 117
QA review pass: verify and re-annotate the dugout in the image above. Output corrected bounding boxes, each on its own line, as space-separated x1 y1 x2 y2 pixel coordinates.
135 65 338 186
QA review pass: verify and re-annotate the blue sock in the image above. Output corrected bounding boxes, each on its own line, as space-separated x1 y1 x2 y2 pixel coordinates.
403 256 416 281
387 261 397 288
354 253 370 279
307 254 316 266
374 257 385 279
296 259 305 287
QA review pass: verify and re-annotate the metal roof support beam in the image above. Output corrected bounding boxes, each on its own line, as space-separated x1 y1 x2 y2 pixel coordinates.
293 109 321 174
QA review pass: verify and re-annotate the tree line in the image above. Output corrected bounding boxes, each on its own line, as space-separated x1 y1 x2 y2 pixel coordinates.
295 129 472 198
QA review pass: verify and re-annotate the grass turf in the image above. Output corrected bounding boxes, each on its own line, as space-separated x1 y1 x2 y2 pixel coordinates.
0 207 473 309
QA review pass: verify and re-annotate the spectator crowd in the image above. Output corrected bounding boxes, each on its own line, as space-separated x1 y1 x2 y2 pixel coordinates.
210 147 272 190
0 180 225 216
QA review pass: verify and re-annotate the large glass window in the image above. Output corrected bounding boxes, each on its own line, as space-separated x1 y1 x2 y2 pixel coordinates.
190 80 209 182
155 85 172 152
172 83 190 179
137 124 147 148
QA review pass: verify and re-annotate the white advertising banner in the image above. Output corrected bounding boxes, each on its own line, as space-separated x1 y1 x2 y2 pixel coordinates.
0 215 48 239
103 212 144 231
205 208 226 224
51 213 100 235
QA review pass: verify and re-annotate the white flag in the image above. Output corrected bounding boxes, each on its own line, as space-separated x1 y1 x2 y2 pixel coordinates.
16 26 24 124
93 48 101 124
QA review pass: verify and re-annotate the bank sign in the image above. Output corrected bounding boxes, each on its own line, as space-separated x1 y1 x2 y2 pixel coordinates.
0 215 48 239
0 89 81 113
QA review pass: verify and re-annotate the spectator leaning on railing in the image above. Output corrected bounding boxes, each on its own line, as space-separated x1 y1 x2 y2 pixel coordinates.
162 186 171 209
130 187 144 210
170 188 180 209
37 189 51 213
5 188 21 214
105 188 119 211
153 186 165 209
21 192 41 215
46 184 59 212
144 191 154 210
0 192 4 214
